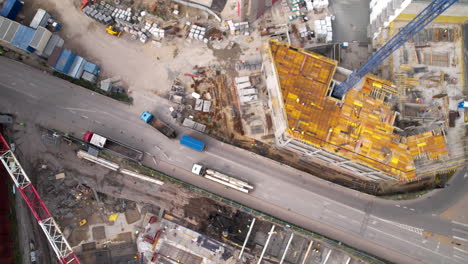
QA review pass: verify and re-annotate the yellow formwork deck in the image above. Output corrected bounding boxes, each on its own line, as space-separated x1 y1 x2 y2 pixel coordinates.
269 40 448 180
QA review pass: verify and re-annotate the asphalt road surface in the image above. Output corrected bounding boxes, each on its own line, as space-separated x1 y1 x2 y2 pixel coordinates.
1 57 468 264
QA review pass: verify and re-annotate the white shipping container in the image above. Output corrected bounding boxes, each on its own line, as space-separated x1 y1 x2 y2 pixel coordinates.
237 82 251 90
235 76 250 84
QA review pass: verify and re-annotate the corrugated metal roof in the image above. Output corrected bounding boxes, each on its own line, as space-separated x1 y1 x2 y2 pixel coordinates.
47 46 62 67
67 56 86 79
29 9 50 29
29 26 52 54
11 25 35 52
83 62 100 75
3 20 19 42
0 0 23 20
81 71 97 83
41 34 64 58
55 49 76 73
0 16 11 40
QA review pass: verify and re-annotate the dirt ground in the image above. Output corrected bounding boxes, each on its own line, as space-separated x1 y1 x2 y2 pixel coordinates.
20 0 237 104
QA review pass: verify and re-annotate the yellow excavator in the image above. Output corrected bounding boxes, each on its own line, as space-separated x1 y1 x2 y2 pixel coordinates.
106 25 122 37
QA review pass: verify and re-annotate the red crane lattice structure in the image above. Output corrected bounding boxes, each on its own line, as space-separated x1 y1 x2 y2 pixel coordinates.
0 132 80 264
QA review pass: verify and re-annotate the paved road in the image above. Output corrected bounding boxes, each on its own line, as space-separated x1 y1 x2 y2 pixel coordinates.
1 57 468 264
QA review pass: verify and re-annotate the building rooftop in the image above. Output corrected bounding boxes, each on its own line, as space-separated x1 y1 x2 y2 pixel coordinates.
269 40 448 180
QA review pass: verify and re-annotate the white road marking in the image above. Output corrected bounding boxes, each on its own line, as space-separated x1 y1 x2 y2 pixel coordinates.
410 208 415 211
368 226 450 259
453 236 468 242
395 204 400 207
453 228 468 235
62 107 97 113
464 172 467 178
452 221 468 228
81 115 89 119
453 254 466 260
454 247 468 254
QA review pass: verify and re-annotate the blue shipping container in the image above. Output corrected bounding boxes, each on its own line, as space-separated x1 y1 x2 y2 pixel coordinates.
83 61 100 75
0 0 23 20
180 135 205 152
55 49 76 73
11 25 35 52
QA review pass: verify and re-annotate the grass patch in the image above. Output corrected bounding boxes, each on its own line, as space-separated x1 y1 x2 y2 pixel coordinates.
52 71 133 104
380 188 432 200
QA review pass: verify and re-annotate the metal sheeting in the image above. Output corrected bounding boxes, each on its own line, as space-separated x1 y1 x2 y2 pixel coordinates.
41 34 64 58
0 16 11 39
47 46 62 67
29 27 52 54
0 0 23 20
83 62 100 75
81 71 97 83
54 49 76 73
11 25 36 52
29 9 51 29
67 56 87 79
3 20 19 42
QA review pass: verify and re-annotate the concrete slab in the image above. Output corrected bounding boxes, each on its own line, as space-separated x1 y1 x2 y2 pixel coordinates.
329 0 370 42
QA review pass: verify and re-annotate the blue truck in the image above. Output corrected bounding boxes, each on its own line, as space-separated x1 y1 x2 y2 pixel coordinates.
180 135 205 152
140 111 176 139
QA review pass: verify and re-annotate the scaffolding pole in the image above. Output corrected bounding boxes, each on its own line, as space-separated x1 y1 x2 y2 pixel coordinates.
279 233 294 264
257 225 276 264
238 218 256 260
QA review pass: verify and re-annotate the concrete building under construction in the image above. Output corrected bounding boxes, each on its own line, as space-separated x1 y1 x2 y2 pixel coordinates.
264 40 449 181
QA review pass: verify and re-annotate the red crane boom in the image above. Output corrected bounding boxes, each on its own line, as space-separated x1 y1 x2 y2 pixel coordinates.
0 132 80 264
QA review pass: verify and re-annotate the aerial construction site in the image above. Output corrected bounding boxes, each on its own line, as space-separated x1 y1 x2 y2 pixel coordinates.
0 0 468 264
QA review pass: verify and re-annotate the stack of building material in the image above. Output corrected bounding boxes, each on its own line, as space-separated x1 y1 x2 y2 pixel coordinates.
111 7 132 22
0 0 23 20
314 16 333 42
82 2 115 24
235 76 258 104
313 0 329 9
226 20 249 36
188 25 208 43
305 0 313 11
145 22 165 39
299 24 310 38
